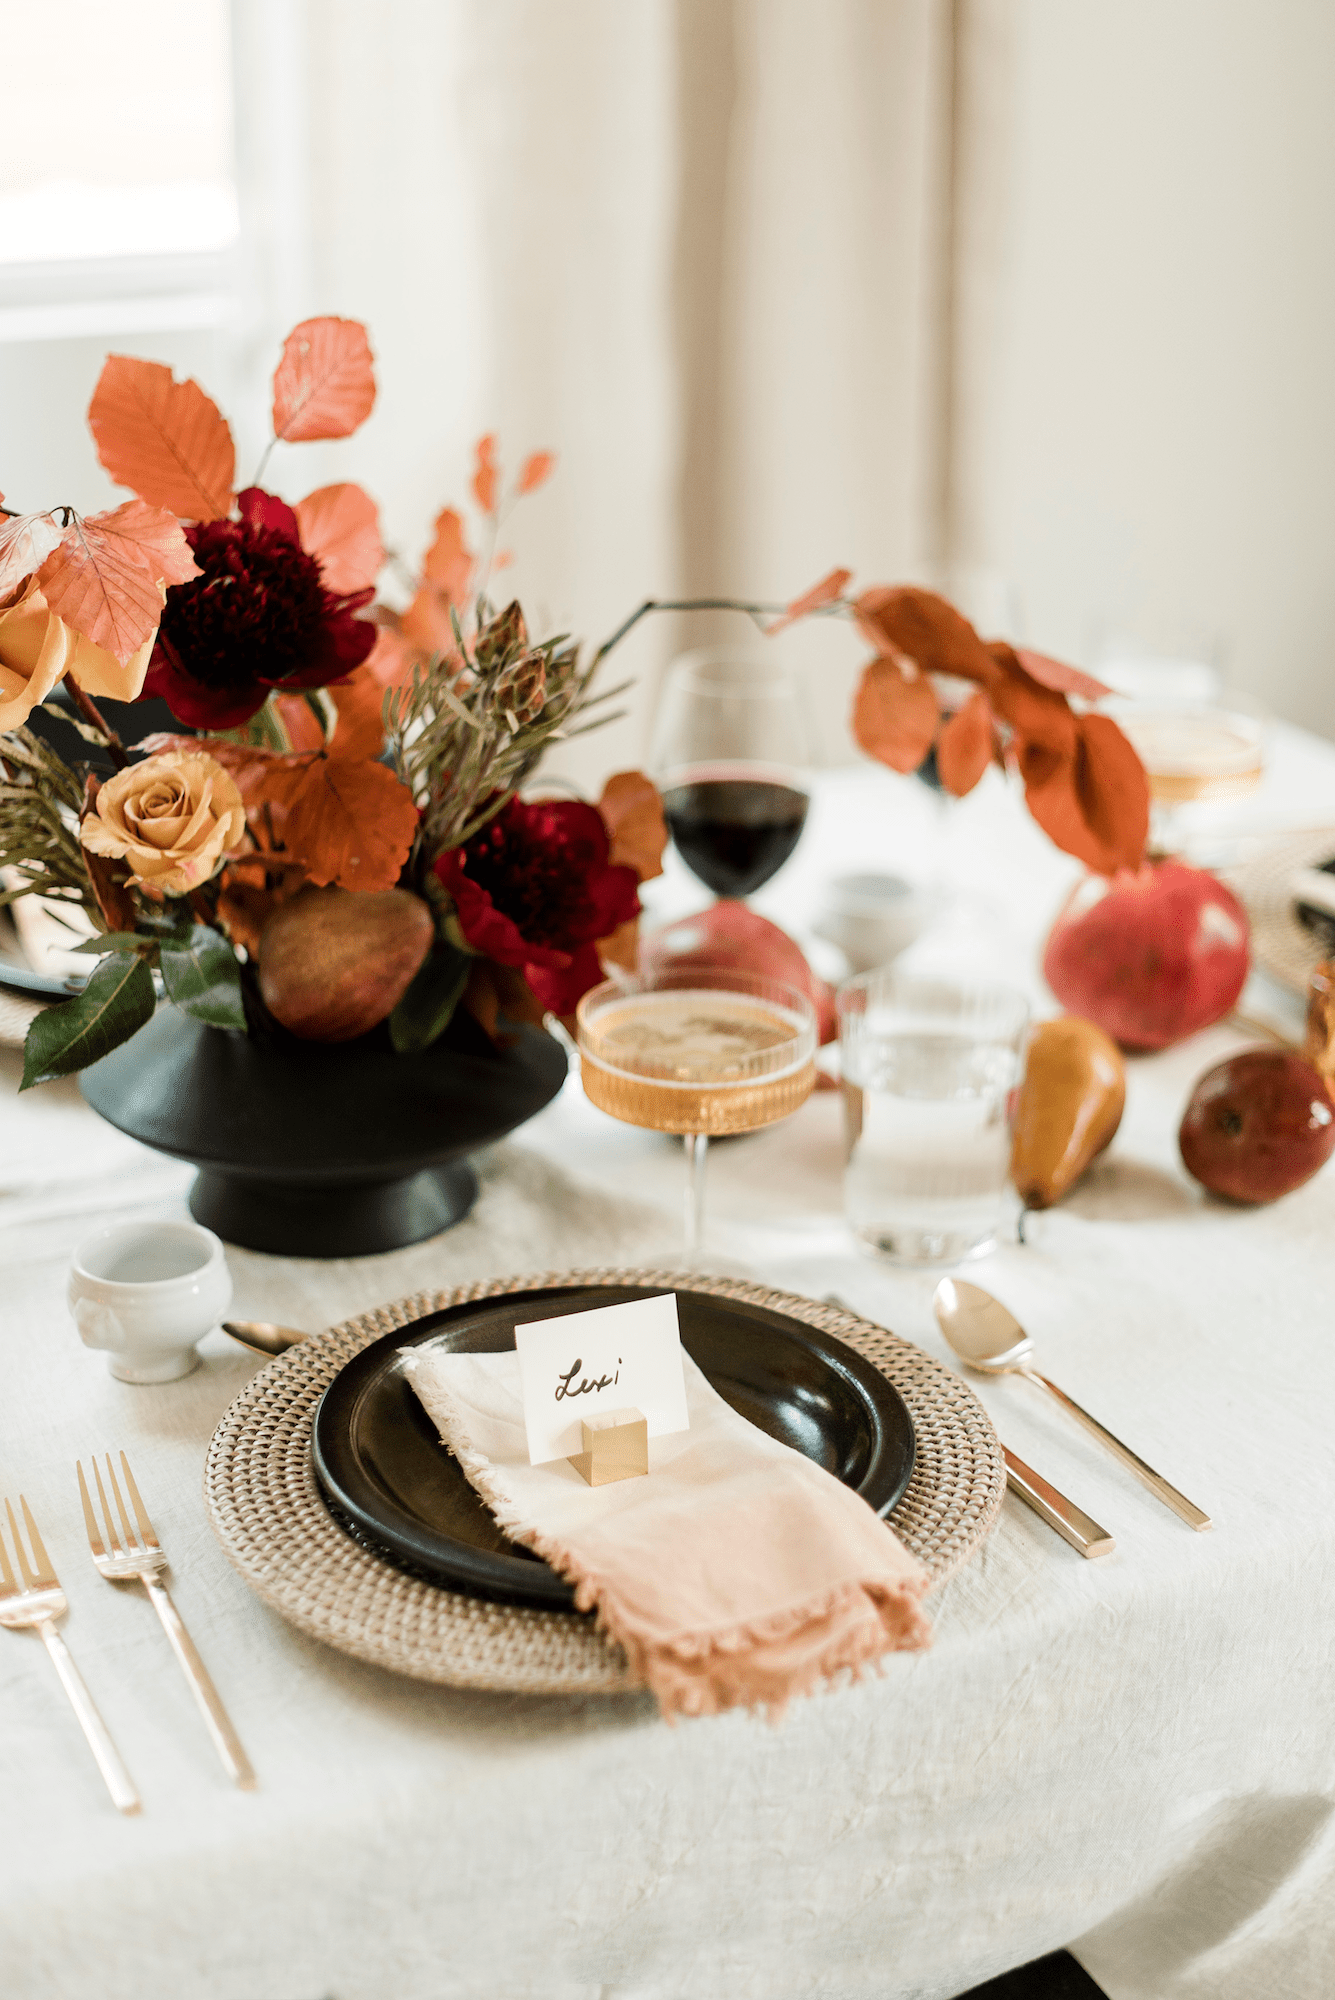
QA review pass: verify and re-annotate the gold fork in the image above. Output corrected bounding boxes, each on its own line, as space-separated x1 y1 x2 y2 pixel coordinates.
0 1494 141 1814
78 1453 256 1791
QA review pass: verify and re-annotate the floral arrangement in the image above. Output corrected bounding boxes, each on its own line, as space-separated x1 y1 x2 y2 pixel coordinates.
0 317 1148 1094
0 318 664 1088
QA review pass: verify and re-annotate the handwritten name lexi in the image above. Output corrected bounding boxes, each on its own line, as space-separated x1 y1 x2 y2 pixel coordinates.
554 1357 622 1402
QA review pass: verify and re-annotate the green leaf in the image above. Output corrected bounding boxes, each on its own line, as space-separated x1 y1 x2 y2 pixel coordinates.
388 942 471 1056
70 932 157 957
21 953 156 1089
159 924 247 1030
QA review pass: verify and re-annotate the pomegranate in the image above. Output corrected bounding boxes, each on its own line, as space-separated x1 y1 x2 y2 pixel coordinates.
1179 1050 1335 1203
640 901 837 1043
1043 861 1249 1051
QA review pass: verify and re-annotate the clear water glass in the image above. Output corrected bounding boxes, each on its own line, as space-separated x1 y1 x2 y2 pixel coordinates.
837 971 1029 1265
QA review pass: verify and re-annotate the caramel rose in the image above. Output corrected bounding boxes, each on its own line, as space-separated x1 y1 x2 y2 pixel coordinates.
81 751 246 899
0 576 155 730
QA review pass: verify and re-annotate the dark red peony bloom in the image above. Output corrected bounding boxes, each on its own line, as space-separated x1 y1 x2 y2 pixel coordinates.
434 794 640 1014
142 486 377 728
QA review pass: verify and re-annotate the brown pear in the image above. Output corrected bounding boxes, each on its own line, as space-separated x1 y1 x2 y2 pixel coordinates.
258 886 435 1043
1010 1014 1126 1209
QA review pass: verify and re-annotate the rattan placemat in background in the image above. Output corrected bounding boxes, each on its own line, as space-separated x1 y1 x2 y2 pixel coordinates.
1226 825 1335 996
204 1269 1007 1698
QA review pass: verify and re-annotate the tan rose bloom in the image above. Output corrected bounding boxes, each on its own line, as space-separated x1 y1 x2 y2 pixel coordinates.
0 576 156 731
81 751 247 899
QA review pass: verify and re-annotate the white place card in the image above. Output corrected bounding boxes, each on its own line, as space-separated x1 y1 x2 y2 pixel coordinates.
514 1294 689 1466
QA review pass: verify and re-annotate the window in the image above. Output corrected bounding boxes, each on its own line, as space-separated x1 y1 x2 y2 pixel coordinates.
0 0 237 340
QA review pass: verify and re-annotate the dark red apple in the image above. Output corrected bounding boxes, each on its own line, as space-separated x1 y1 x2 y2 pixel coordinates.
1179 1049 1335 1203
640 900 837 1043
1044 861 1250 1051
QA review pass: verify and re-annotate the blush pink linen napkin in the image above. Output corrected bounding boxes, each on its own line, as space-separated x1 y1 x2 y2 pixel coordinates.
401 1344 931 1719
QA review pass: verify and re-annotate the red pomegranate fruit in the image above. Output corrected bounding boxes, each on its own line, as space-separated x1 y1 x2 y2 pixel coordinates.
1179 1050 1335 1203
639 900 837 1043
1043 861 1250 1051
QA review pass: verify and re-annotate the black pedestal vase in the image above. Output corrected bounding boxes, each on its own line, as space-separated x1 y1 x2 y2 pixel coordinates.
79 1004 568 1258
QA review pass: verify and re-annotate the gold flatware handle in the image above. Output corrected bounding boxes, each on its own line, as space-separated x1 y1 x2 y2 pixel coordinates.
40 1623 141 1814
1002 1447 1116 1559
142 1577 256 1790
1024 1369 1212 1531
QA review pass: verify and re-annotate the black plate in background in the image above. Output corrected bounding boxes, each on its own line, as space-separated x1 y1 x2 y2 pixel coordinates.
312 1285 916 1610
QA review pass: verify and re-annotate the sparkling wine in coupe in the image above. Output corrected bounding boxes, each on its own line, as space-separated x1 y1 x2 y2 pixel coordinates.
576 971 818 1252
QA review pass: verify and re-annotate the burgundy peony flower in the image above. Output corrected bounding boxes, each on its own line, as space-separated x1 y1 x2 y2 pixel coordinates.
434 794 640 1014
143 486 376 729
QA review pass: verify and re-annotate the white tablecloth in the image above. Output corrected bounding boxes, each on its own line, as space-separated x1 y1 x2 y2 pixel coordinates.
2 740 1334 2000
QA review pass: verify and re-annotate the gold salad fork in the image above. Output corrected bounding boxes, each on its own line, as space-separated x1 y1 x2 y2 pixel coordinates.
78 1453 256 1791
0 1494 141 1814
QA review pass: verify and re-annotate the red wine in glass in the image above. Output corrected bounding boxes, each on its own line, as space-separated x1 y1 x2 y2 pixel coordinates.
662 765 809 898
651 655 812 899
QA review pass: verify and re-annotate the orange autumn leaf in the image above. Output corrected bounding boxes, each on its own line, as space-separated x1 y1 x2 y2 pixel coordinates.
598 770 668 882
855 586 999 685
768 565 852 637
88 356 235 521
596 918 640 974
936 691 996 797
1014 646 1112 703
271 318 376 443
987 644 1078 764
215 853 307 956
400 584 459 663
274 664 387 763
852 655 941 773
518 450 556 495
293 482 384 594
1072 713 1149 874
422 505 474 601
279 757 417 891
472 434 499 515
37 503 198 663
364 621 420 690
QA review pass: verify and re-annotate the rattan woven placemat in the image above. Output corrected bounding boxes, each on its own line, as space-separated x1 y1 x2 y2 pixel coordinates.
204 1269 1006 1697
1227 825 1335 995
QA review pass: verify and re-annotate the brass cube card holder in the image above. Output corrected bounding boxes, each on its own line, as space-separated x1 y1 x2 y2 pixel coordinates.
569 1407 649 1487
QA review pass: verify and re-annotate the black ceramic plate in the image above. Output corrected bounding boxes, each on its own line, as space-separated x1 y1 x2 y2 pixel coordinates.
312 1284 916 1610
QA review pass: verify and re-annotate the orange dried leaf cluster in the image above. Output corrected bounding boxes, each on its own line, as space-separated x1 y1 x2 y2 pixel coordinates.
841 584 1147 875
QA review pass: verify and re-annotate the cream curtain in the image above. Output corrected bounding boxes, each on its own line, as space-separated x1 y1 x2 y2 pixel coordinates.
232 0 954 784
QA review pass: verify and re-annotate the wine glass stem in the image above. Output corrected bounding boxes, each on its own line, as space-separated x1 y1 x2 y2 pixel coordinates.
684 1132 709 1256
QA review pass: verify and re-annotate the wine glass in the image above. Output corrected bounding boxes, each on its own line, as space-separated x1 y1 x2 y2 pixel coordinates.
649 653 811 898
576 967 817 1256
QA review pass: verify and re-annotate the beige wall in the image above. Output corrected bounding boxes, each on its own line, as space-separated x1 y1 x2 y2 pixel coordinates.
954 0 1335 737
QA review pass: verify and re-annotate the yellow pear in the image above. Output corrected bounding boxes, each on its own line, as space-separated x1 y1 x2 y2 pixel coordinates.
1011 1015 1126 1210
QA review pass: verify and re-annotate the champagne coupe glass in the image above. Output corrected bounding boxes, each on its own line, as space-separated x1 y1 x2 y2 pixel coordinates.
576 967 818 1256
650 653 811 899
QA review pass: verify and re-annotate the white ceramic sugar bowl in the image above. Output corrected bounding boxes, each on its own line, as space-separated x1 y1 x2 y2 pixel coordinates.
68 1221 232 1383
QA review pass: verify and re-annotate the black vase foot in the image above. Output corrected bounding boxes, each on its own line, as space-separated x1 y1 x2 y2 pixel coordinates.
188 1161 479 1258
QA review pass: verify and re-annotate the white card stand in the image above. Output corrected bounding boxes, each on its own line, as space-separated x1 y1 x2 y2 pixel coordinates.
569 1406 649 1487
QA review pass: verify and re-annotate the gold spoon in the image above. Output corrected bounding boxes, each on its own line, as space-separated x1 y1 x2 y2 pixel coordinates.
221 1321 310 1356
933 1278 1211 1531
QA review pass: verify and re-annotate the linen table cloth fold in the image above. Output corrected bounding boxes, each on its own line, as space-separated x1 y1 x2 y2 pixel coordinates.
402 1345 931 1718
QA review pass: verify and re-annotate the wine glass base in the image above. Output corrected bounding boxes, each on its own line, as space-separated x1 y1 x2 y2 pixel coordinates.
854 1223 999 1268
